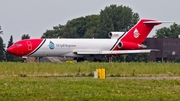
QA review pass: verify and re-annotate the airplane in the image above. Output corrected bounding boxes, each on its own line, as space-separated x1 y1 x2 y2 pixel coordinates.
7 19 163 62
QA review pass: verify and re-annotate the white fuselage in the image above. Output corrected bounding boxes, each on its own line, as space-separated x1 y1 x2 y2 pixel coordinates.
31 39 117 57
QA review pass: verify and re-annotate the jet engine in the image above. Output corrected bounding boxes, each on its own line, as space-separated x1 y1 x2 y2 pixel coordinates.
108 32 125 39
118 41 147 50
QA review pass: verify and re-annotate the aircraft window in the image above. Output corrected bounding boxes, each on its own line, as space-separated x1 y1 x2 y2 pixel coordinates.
14 43 22 46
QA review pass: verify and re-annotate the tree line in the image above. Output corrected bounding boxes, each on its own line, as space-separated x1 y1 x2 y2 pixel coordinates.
42 5 139 39
1 4 180 62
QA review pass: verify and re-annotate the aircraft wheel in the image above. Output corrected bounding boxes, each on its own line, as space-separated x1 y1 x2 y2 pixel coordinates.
76 57 85 62
94 58 101 62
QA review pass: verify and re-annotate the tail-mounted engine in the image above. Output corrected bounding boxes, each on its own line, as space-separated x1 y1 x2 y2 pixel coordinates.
108 32 125 39
118 41 147 50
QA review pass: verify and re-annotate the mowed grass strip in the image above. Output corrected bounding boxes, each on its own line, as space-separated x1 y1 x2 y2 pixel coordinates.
0 62 180 77
0 77 180 101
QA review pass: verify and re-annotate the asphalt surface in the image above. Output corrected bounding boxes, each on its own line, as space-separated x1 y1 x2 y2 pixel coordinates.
1 75 180 80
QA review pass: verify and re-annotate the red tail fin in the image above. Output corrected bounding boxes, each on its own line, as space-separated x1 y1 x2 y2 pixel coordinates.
111 19 162 51
120 19 162 44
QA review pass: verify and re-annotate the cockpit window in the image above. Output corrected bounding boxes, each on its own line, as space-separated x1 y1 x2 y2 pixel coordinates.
13 43 22 46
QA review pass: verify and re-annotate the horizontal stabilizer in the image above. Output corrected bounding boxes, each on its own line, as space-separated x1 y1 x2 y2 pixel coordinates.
144 21 174 25
74 49 158 55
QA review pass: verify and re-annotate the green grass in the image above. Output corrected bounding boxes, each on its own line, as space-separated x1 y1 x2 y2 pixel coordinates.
0 62 180 100
0 62 180 77
0 77 180 101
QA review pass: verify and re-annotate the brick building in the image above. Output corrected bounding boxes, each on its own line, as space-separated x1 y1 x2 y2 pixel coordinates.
144 38 180 62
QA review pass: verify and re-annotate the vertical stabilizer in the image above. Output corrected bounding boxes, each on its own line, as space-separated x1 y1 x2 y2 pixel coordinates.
121 19 162 44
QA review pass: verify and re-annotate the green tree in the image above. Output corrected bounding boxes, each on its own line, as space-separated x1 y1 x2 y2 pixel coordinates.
42 15 100 38
0 26 3 34
174 56 180 63
0 36 5 61
62 22 79 38
42 24 65 38
22 34 30 39
99 4 142 62
62 17 86 38
6 35 14 61
100 4 139 38
84 15 101 38
130 13 140 28
42 30 56 38
42 5 139 39
154 23 180 38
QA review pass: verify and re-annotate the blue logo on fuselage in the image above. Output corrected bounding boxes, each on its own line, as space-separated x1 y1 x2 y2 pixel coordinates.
48 41 55 50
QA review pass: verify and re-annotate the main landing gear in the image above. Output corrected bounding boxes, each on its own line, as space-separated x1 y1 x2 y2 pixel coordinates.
105 55 113 62
74 57 102 62
93 58 102 62
74 57 86 62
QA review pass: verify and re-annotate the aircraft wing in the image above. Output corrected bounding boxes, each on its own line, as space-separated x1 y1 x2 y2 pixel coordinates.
73 49 158 55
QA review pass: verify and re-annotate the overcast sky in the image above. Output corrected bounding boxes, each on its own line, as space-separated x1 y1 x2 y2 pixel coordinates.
0 0 179 46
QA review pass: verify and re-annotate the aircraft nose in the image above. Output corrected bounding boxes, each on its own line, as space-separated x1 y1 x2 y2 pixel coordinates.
7 46 16 55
